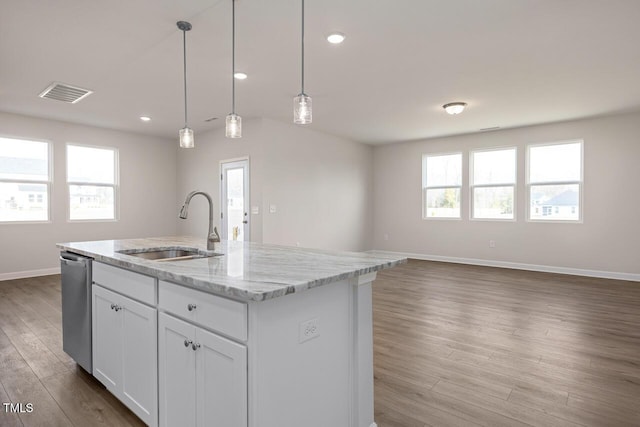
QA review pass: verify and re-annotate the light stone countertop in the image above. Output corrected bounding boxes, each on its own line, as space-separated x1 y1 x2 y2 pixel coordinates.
56 236 406 302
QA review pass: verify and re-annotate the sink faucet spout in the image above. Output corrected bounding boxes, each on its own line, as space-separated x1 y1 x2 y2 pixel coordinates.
179 191 221 250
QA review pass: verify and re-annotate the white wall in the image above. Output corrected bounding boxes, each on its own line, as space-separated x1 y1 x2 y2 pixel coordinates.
373 112 640 278
0 112 177 279
176 118 373 252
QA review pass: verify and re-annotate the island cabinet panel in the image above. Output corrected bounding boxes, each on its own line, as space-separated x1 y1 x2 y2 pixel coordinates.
159 312 247 427
92 284 158 427
159 280 248 341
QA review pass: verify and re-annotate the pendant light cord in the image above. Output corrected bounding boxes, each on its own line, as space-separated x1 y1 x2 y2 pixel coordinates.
182 28 188 128
232 0 236 114
301 0 305 95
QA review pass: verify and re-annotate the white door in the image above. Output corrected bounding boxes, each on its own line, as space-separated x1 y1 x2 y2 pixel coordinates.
159 313 197 427
92 285 122 392
220 159 250 241
196 326 247 427
121 297 158 427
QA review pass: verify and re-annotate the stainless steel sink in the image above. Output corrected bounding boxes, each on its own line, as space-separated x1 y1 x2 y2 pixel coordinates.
117 247 222 261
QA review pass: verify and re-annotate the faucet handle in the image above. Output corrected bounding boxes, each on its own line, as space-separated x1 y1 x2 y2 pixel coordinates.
212 226 221 243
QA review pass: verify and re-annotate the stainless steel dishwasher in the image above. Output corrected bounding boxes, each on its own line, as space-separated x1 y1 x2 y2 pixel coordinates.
60 251 93 373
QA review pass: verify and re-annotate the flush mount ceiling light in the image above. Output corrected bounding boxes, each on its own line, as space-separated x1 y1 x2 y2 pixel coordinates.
293 0 312 124
177 21 194 148
443 102 467 115
327 32 345 44
226 0 242 138
140 116 151 122
234 72 247 80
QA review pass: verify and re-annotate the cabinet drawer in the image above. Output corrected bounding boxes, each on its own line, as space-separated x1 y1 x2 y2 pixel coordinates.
159 280 247 341
93 262 156 306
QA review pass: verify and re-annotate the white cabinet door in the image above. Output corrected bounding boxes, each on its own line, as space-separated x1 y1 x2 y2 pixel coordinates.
121 296 157 427
159 313 197 427
159 312 248 427
93 284 158 427
92 285 122 391
196 326 247 427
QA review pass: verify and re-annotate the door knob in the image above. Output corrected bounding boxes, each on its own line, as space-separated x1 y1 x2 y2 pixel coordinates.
184 339 193 347
192 342 201 351
187 303 197 311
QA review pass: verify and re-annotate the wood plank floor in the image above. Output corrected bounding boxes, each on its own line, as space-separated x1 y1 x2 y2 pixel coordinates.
0 275 145 427
373 260 640 427
1 261 639 426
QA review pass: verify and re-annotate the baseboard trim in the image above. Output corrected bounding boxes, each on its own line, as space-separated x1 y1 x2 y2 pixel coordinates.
369 250 640 282
0 267 61 282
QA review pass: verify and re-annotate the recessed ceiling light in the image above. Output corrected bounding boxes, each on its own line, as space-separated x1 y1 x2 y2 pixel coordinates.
140 116 151 122
443 102 467 115
234 72 247 80
327 32 346 44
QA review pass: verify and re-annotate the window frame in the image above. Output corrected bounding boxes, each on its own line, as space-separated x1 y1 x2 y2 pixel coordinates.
0 136 52 224
470 146 517 222
526 140 583 223
422 151 463 220
66 143 119 222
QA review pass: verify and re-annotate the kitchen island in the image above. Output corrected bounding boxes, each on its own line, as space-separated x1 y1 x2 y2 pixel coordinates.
57 236 406 427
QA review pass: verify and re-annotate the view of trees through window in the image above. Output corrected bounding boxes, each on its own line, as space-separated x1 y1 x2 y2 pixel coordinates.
422 140 583 222
422 153 462 218
0 137 50 222
471 148 516 220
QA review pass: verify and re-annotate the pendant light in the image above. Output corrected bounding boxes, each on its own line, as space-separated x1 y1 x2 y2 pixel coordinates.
293 0 311 124
226 0 241 138
177 21 194 148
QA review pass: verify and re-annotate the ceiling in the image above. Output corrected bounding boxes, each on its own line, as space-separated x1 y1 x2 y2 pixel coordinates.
2 0 640 145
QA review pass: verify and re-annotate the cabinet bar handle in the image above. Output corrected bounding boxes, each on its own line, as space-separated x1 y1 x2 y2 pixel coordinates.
187 303 197 311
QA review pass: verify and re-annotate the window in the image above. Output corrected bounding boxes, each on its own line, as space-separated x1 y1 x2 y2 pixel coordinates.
527 141 582 221
0 137 51 222
471 148 516 220
422 153 462 218
67 144 118 220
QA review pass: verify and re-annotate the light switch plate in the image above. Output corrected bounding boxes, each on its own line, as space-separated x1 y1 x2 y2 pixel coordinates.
251 206 259 215
269 204 277 214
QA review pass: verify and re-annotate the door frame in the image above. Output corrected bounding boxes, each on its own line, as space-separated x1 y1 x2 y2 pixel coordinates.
219 157 250 241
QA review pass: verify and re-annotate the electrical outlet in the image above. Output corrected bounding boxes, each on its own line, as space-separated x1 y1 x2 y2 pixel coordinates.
489 240 496 248
383 233 389 241
269 204 277 214
299 318 320 343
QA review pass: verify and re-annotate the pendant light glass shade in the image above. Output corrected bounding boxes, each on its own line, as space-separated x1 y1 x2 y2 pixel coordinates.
226 0 242 139
177 21 194 148
179 127 194 148
293 94 312 124
294 0 311 124
226 114 241 138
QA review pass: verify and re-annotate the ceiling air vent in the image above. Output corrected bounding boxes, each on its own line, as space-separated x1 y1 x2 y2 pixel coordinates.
38 82 93 104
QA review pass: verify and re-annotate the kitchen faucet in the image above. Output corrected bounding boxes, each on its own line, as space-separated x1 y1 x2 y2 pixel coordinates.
179 191 221 250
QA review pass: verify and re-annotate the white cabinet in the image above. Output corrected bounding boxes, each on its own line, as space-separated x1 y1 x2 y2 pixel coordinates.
92 284 158 427
158 312 247 427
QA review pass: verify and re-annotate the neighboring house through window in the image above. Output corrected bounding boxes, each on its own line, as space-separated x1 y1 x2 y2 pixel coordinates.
0 137 51 222
67 144 118 221
528 140 582 221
